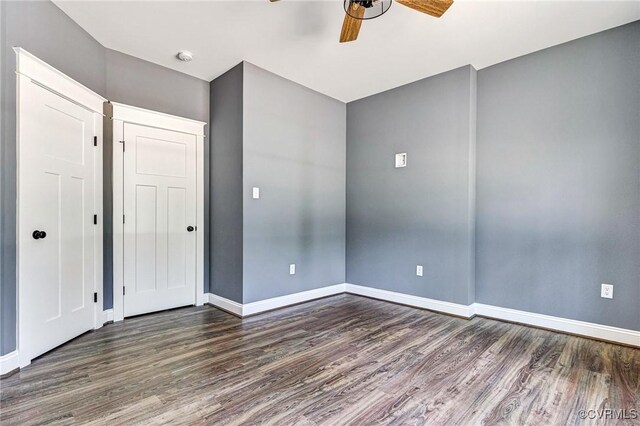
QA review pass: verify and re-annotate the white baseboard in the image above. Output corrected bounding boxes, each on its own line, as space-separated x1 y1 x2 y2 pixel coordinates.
102 309 114 325
345 283 475 318
0 350 20 375
205 283 639 348
207 284 346 317
473 303 640 347
243 284 346 316
207 294 243 317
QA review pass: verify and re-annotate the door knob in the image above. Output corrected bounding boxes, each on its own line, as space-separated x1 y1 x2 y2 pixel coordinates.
32 230 46 240
187 226 194 232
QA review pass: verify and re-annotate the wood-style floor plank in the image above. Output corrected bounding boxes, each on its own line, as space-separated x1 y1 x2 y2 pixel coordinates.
1 294 638 425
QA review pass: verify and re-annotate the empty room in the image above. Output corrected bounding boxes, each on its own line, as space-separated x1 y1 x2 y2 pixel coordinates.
0 0 639 424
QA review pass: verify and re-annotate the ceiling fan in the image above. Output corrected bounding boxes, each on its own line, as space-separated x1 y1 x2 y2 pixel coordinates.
270 0 454 43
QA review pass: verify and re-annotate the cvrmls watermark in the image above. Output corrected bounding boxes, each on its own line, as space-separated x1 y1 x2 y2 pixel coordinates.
578 409 638 420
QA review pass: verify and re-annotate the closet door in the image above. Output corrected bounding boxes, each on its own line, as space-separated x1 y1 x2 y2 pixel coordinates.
18 78 98 362
122 123 197 317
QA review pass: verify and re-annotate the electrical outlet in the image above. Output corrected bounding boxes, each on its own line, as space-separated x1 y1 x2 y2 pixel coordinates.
601 283 613 299
416 265 423 277
289 264 296 275
252 187 260 199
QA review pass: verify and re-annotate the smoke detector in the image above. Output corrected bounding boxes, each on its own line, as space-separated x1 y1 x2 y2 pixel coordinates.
176 50 193 62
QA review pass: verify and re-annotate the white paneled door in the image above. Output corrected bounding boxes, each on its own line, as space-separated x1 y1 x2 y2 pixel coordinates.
18 78 99 362
123 123 197 317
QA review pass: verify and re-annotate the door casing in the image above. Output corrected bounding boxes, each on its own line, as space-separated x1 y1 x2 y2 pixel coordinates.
15 48 105 368
111 102 206 322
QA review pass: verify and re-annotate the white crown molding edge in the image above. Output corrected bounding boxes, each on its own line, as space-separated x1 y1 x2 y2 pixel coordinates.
0 351 20 376
14 47 106 114
110 102 206 136
206 284 639 347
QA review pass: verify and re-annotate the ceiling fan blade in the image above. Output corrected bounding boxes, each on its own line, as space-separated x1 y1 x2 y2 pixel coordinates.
395 0 453 17
339 2 365 43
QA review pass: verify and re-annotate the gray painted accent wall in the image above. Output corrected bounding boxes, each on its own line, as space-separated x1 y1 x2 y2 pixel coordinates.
242 63 346 303
475 21 640 331
346 66 477 306
210 63 244 303
105 49 210 123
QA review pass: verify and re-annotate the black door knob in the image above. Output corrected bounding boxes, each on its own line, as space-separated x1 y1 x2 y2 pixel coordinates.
32 230 46 240
187 226 194 232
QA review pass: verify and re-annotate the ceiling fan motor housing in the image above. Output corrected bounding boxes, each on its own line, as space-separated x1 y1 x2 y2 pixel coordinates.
345 0 392 20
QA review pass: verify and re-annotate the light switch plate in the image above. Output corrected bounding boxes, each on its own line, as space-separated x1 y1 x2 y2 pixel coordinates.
252 187 260 199
601 283 613 299
416 265 423 277
289 264 296 275
395 153 407 168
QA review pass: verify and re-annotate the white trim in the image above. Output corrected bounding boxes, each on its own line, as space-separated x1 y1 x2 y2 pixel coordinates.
102 309 114 325
111 102 206 136
111 105 206 321
345 284 475 318
473 303 640 348
0 351 20 376
207 294 243 317
243 284 347 316
195 134 205 306
112 118 125 322
15 50 103 368
93 107 104 331
206 284 347 317
203 283 639 348
14 48 105 114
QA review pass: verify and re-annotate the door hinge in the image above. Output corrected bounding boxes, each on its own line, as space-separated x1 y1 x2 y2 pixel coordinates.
94 214 97 225
93 136 97 147
123 215 125 224
123 286 126 296
119 140 125 152
94 292 98 303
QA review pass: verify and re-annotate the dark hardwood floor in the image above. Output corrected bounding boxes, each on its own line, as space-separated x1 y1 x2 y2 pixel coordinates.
1 294 638 425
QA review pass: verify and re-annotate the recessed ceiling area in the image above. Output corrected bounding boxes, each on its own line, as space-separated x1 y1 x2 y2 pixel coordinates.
53 0 640 102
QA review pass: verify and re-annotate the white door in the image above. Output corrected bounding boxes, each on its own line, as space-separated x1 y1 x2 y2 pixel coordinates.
18 78 98 361
123 123 197 317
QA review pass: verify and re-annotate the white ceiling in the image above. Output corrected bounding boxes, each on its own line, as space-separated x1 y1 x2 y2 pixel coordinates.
53 0 640 102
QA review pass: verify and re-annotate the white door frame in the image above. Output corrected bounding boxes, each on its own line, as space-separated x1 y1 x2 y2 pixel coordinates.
15 48 105 368
111 102 206 322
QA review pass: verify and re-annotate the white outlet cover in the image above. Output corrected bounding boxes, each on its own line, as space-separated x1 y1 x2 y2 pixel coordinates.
601 283 613 299
289 264 296 275
416 265 423 277
395 153 407 168
252 187 260 199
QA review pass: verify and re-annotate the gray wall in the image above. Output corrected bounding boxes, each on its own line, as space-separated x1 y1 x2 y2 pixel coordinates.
210 64 244 303
103 49 210 308
0 0 210 354
106 49 209 122
476 21 640 331
346 66 477 306
1 0 106 356
242 63 346 303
